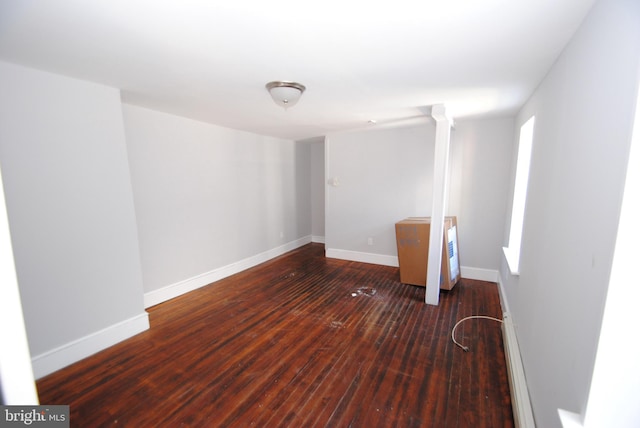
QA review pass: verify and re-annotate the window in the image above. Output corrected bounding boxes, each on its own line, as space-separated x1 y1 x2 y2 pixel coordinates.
504 116 535 275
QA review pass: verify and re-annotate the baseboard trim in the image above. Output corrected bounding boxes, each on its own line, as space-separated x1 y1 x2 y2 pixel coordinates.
311 235 325 244
144 236 313 308
460 266 499 282
502 312 536 428
324 249 500 282
496 270 512 315
31 312 150 379
325 248 399 267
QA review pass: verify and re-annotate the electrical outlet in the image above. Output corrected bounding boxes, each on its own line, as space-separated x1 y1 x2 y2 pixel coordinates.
367 237 374 246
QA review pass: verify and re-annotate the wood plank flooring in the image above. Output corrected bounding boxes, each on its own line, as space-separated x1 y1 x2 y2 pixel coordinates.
37 243 514 427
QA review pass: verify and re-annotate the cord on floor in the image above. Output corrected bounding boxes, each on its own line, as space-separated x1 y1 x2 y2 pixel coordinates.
451 315 503 352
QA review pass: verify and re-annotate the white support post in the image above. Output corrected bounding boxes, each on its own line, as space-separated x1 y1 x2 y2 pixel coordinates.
425 104 452 305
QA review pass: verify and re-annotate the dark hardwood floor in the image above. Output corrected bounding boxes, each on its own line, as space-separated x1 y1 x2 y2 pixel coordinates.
37 243 514 427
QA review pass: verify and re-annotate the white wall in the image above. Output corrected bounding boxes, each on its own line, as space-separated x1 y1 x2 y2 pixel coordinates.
122 104 312 298
580 82 640 428
0 61 148 377
499 0 640 426
325 124 434 265
309 138 325 242
449 118 515 274
325 118 514 274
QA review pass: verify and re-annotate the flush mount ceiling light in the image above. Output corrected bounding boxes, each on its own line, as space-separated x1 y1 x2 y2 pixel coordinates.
266 81 306 109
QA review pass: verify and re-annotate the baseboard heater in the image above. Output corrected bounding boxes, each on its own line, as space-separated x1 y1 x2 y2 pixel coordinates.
502 312 536 427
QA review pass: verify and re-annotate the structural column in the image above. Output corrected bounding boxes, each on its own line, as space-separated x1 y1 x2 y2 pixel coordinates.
425 104 452 305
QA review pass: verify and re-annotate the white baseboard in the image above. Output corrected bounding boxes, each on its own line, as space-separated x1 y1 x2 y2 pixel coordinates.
460 266 499 282
311 235 325 244
31 312 149 379
502 312 536 428
325 248 399 267
497 270 534 426
144 236 312 308
496 270 512 315
324 249 500 283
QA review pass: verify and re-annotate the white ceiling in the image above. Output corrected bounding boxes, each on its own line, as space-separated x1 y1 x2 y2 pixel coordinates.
0 0 596 140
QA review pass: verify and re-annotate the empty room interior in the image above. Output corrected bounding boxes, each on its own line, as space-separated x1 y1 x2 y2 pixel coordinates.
1 0 639 427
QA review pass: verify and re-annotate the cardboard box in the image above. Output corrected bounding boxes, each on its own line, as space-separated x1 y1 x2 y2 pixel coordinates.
395 216 460 290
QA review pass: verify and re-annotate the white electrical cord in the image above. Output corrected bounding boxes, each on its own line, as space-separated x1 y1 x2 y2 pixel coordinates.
451 315 503 352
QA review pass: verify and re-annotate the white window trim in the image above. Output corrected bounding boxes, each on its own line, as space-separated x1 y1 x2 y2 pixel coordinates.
503 116 535 276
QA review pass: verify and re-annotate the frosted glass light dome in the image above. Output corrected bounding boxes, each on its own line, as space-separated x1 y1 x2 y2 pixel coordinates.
266 81 306 109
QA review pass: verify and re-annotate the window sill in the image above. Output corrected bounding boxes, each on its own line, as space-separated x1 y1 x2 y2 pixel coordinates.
558 409 583 428
502 247 520 276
